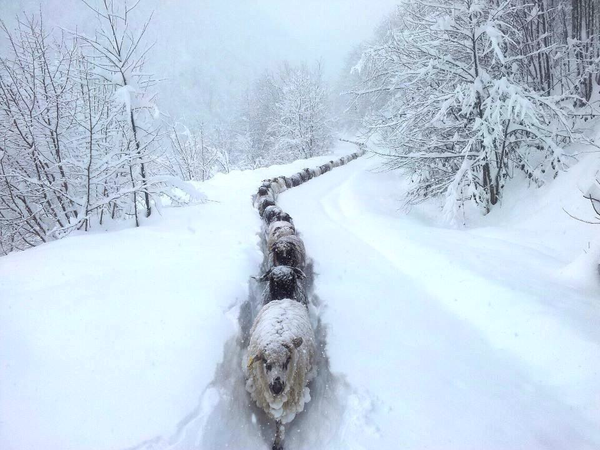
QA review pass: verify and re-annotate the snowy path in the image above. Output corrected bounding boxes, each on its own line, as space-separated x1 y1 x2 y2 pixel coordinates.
278 155 600 449
2 143 600 450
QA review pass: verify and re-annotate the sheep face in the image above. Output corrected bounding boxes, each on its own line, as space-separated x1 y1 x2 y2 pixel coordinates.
257 337 303 396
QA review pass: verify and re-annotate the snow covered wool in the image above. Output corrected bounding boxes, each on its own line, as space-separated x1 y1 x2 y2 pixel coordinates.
264 205 284 224
278 212 293 225
258 197 276 217
245 299 316 425
291 173 303 187
269 235 306 269
267 221 296 252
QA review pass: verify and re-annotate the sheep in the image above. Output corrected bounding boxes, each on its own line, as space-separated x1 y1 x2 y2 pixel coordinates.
267 221 296 251
270 181 283 195
311 167 321 177
302 168 313 181
244 299 316 450
271 177 286 193
319 163 331 174
257 186 271 197
264 205 284 224
298 170 309 183
258 266 307 305
258 197 276 217
278 212 293 225
270 235 306 269
291 173 302 187
283 176 293 189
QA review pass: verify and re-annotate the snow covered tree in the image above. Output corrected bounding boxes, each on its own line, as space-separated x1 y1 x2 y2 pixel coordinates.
166 122 219 182
269 62 334 161
237 62 334 167
76 0 160 226
0 15 82 252
0 2 196 255
349 0 588 222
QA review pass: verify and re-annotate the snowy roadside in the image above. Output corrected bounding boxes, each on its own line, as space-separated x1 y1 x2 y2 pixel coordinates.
2 140 600 450
278 153 600 449
0 149 351 450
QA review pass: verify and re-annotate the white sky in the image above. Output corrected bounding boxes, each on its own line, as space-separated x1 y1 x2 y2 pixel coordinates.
0 0 398 118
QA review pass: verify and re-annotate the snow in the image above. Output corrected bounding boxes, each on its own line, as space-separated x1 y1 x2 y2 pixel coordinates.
2 140 600 449
277 147 600 449
0 150 345 450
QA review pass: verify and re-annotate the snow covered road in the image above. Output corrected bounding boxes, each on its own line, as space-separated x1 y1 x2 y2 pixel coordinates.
2 142 600 450
278 153 600 449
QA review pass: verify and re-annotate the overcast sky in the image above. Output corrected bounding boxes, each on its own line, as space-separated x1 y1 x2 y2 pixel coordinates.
0 0 397 119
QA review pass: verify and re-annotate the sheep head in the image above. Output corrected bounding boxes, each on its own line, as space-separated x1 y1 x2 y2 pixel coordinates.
249 338 303 397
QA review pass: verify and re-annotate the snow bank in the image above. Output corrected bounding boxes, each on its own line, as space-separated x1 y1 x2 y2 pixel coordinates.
0 149 352 450
278 149 600 449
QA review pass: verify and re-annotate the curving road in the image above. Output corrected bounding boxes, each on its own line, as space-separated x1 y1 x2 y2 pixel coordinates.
277 150 600 450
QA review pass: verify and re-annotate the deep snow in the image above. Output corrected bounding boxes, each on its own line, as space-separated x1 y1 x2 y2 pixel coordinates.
1 141 600 450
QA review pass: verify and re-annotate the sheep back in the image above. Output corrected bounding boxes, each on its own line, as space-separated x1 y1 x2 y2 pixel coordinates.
245 299 316 424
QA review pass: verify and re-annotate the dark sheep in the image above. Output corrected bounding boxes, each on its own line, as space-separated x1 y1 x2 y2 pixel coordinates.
291 173 302 187
258 197 276 217
259 266 307 305
263 205 283 224
270 235 306 269
257 186 270 197
284 176 293 189
278 212 293 225
299 169 310 182
319 164 330 174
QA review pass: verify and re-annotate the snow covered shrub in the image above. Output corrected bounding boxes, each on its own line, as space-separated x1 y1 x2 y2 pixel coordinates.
348 0 590 222
0 5 197 255
237 62 335 167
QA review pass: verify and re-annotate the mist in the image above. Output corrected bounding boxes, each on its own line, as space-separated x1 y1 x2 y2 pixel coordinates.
0 0 397 120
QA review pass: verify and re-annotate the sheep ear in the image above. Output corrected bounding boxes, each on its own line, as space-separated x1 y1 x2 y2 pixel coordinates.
292 337 303 348
257 270 271 282
292 268 306 279
247 353 263 369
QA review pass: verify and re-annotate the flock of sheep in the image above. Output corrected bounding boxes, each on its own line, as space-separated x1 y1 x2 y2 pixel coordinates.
243 147 366 450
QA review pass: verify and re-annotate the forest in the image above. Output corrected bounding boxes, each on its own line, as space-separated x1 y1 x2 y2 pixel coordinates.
1 2 600 450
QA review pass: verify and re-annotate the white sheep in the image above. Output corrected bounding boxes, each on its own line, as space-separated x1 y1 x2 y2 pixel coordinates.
267 221 296 252
244 299 316 449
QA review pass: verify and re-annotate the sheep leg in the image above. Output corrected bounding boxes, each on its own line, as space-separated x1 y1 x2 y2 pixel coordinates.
272 420 285 450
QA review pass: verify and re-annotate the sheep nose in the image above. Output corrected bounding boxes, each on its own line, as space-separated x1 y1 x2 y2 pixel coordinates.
270 378 284 395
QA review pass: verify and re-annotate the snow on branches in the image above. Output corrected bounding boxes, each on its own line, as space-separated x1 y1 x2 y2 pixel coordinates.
347 0 593 223
0 2 198 255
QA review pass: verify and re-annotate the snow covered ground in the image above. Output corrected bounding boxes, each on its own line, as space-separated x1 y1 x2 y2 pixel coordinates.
2 141 600 450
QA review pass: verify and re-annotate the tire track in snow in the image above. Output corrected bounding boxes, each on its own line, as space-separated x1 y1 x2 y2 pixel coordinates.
278 156 600 449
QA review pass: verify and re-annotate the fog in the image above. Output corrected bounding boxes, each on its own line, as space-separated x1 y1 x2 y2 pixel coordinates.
0 0 397 120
